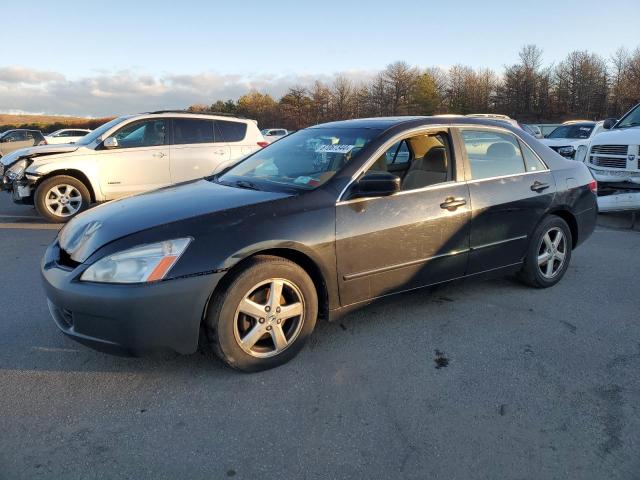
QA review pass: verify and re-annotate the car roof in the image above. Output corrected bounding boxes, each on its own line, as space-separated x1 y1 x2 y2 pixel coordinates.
309 116 523 131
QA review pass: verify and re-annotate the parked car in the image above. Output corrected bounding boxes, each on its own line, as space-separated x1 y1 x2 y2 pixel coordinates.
44 128 91 145
0 111 267 222
465 114 541 137
42 116 597 372
261 128 289 143
541 121 605 160
584 104 640 211
522 124 543 139
0 129 46 157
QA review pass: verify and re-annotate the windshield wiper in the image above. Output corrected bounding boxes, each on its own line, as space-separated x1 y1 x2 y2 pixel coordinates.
229 179 262 191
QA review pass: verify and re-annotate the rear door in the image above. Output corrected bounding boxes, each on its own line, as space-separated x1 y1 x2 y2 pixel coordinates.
97 118 171 199
215 120 252 166
458 127 556 273
170 118 229 183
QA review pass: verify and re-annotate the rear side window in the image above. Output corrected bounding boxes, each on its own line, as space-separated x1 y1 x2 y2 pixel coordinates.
519 141 547 172
461 129 526 180
215 120 247 142
173 119 215 144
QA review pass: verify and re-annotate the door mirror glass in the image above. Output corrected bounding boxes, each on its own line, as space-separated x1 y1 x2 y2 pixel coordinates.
350 171 400 199
103 137 119 149
603 118 617 129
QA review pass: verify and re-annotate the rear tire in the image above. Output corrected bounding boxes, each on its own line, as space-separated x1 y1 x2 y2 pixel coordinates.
35 175 91 223
205 255 318 372
518 215 572 288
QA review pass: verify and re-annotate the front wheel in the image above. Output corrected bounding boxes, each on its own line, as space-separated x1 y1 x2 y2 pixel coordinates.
518 215 572 288
34 175 91 223
205 256 318 372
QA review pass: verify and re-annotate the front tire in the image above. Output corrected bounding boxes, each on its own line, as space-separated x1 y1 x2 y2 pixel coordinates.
34 175 91 223
518 215 572 288
205 255 318 372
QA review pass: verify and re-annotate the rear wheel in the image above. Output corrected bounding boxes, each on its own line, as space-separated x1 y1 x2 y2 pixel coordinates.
35 175 91 223
518 215 572 288
205 256 318 372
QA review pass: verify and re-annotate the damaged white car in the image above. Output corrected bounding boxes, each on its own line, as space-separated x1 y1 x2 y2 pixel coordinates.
585 103 640 212
0 111 266 222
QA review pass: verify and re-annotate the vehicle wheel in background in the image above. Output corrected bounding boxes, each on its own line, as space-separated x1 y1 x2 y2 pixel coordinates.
518 215 572 288
206 255 318 372
34 175 91 223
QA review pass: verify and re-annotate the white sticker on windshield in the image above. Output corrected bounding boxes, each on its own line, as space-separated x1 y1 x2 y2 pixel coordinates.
315 144 355 154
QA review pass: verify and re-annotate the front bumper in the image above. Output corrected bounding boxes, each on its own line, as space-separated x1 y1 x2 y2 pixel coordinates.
589 167 640 185
41 243 224 355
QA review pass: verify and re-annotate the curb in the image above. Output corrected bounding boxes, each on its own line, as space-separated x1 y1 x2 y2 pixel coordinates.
597 212 640 231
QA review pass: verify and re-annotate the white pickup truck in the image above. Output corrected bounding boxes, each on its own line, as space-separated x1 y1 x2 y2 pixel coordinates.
584 103 640 212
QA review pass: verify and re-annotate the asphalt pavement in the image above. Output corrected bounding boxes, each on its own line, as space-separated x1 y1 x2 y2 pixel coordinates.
0 195 639 479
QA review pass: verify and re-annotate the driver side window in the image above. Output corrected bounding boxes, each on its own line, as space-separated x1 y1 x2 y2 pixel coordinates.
111 120 167 149
366 131 453 191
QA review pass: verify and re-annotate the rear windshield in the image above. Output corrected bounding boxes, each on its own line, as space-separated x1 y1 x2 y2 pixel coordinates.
547 124 594 139
217 127 380 192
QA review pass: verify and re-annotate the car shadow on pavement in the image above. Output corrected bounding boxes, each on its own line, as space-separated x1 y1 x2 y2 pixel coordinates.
4 275 530 377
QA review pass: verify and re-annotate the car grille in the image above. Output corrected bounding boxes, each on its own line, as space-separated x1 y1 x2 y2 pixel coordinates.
591 145 629 156
590 156 627 168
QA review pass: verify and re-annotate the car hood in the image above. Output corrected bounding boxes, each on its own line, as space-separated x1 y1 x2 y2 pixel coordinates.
58 179 292 262
1 143 80 167
589 127 640 145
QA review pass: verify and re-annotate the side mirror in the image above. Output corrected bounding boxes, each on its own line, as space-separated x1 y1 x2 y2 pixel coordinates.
603 118 617 129
103 136 119 149
348 171 400 199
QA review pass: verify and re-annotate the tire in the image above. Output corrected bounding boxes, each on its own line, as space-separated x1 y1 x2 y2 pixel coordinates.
34 175 91 223
205 255 318 372
518 215 572 288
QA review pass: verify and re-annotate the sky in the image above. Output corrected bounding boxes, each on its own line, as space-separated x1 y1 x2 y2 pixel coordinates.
0 0 638 117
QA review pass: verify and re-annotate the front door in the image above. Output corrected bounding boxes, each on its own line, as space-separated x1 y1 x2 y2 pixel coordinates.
336 129 471 306
97 118 171 199
458 127 556 273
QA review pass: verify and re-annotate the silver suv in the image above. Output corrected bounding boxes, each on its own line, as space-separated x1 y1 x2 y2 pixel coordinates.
0 111 267 222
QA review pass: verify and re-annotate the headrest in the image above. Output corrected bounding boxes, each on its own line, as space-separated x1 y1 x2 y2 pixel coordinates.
487 142 517 159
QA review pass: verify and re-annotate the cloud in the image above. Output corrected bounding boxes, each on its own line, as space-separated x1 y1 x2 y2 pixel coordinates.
0 66 65 84
0 66 376 117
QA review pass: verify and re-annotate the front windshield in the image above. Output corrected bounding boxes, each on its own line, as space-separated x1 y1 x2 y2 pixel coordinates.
218 127 380 191
616 104 640 129
75 116 131 146
548 124 594 139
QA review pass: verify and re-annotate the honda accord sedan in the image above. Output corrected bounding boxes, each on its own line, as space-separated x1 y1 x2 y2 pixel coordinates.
42 117 598 371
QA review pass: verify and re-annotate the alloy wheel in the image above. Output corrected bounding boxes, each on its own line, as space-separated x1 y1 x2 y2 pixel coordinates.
537 227 567 279
233 279 305 358
44 184 82 217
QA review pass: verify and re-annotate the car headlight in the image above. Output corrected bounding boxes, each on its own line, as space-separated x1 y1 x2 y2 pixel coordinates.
575 145 587 162
80 238 192 284
557 146 575 156
6 159 29 181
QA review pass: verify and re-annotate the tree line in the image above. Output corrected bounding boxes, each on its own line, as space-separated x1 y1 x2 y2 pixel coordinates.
189 44 640 130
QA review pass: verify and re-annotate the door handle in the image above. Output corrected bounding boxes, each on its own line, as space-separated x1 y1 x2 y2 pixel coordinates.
440 197 467 210
531 181 550 192
152 152 166 158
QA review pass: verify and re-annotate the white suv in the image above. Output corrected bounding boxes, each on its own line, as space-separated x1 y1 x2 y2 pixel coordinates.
0 111 267 222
